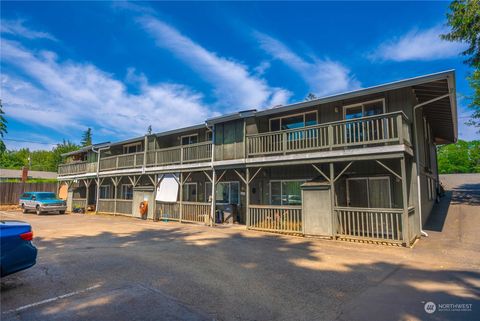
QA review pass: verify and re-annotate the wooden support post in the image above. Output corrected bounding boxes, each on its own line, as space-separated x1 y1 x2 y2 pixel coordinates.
152 174 158 221
246 168 250 229
400 157 410 246
143 135 148 169
330 163 336 238
210 169 216 227
179 172 183 223
110 177 120 216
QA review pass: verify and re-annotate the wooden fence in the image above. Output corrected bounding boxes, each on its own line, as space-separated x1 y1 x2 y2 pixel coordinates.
0 182 58 205
334 207 404 243
248 205 303 234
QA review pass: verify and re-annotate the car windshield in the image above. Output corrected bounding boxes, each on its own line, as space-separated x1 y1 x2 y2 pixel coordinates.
36 193 57 200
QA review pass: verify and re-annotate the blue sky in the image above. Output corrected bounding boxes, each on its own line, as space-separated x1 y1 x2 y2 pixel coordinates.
1 1 477 150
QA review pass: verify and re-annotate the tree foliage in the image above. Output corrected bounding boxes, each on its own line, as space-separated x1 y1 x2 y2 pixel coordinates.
0 140 80 172
81 128 92 147
437 140 480 173
442 0 480 129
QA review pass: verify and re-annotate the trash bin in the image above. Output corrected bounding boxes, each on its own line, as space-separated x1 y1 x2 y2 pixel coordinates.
216 209 223 224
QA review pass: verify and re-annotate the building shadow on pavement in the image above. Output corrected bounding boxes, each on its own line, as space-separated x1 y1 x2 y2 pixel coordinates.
1 222 479 321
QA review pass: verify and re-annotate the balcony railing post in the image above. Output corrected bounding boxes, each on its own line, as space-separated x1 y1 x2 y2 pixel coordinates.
282 132 287 155
328 125 333 150
180 147 184 164
397 114 404 144
115 157 119 170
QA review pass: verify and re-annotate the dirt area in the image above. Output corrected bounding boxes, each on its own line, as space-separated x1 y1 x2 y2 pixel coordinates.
0 174 479 321
0 205 20 211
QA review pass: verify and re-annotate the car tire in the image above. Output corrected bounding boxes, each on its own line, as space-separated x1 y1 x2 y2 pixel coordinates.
36 206 42 215
22 204 28 213
59 210 65 214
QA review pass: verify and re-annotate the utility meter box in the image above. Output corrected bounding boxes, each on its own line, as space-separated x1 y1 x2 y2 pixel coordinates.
301 181 332 237
133 186 155 219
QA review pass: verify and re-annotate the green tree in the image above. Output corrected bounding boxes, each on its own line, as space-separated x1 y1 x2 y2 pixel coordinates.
51 140 80 171
81 128 92 147
305 93 317 101
437 140 480 173
0 99 7 154
442 0 480 130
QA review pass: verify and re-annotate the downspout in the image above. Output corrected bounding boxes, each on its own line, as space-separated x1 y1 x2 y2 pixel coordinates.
412 93 450 237
91 145 110 213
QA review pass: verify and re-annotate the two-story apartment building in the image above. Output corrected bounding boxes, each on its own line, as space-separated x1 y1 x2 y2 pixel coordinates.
58 70 457 246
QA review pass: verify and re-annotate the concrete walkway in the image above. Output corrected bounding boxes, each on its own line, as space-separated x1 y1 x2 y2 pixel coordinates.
1 174 479 321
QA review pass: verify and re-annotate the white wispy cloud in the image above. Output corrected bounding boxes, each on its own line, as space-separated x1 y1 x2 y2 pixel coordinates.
254 31 360 97
1 38 212 143
369 25 467 62
0 19 57 41
137 15 292 109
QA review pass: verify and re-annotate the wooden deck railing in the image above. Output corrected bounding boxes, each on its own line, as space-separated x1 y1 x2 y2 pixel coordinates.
248 205 302 234
182 202 210 224
97 199 115 213
72 198 86 209
156 202 180 221
58 162 87 175
334 207 405 243
247 112 411 157
99 152 144 171
116 199 133 215
146 142 212 167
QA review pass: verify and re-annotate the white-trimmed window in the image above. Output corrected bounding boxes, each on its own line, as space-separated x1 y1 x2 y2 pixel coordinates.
269 111 318 131
121 184 133 200
270 180 304 205
183 182 197 202
343 99 385 120
99 185 111 199
181 134 198 145
123 142 142 154
205 181 240 204
346 176 392 208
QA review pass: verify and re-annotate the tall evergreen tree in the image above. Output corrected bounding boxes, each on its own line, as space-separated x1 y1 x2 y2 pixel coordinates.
81 128 92 147
0 100 7 154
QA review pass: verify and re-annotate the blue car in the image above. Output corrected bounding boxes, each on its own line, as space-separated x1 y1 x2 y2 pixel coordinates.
19 192 67 215
0 220 38 277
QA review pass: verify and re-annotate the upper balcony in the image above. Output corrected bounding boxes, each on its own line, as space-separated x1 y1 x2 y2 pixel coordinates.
246 111 411 158
58 161 97 176
97 141 212 171
58 112 410 176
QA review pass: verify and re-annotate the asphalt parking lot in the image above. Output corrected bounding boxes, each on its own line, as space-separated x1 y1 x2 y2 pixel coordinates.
1 174 479 321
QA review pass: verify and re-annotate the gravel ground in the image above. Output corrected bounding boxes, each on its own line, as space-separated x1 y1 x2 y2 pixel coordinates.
1 174 479 321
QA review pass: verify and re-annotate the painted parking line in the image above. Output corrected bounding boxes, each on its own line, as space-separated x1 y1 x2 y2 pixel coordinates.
2 284 101 315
